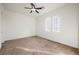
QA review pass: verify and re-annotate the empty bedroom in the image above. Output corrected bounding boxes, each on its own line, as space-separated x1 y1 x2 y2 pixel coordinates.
0 3 79 55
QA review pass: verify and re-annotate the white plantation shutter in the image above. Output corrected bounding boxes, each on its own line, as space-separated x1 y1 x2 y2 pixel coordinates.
45 17 51 32
52 16 60 32
45 16 60 32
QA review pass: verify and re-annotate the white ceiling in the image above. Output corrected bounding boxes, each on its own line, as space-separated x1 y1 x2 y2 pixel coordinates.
2 3 67 17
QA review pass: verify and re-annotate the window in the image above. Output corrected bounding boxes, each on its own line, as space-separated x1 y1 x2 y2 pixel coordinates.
52 16 60 32
45 17 51 32
45 16 60 32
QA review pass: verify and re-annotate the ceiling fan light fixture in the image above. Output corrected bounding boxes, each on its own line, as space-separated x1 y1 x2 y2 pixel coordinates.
31 9 35 11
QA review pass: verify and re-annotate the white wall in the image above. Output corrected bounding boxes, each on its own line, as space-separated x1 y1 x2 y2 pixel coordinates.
36 4 79 48
2 9 36 42
78 5 79 48
0 4 3 48
0 4 1 48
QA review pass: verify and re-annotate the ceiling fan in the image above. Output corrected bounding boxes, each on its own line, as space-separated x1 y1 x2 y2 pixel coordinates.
24 3 44 13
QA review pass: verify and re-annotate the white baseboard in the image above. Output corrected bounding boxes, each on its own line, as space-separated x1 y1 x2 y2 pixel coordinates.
2 35 36 43
37 35 78 48
2 35 78 49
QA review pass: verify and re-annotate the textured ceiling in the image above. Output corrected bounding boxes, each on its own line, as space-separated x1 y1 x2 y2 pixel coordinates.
2 3 67 17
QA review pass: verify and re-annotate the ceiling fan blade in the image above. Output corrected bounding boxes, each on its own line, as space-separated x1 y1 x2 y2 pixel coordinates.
30 3 35 8
35 10 39 13
35 7 44 9
24 7 32 9
30 10 32 13
31 3 35 6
